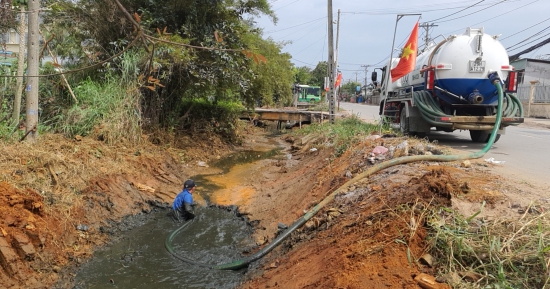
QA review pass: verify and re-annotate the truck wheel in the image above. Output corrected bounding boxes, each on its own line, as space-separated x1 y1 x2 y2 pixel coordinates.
470 130 500 143
399 107 409 135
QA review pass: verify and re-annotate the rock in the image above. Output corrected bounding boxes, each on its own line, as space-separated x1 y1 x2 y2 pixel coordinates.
11 232 36 261
411 143 425 155
458 271 484 282
388 145 396 158
366 135 381 141
414 273 450 289
77 224 89 232
277 223 288 230
419 253 434 267
255 235 267 246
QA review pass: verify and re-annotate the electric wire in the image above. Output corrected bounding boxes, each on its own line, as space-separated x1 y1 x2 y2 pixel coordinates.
425 0 485 23
431 0 508 24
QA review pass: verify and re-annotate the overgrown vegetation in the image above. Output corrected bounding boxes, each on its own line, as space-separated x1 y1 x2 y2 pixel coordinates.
293 115 391 156
428 204 550 288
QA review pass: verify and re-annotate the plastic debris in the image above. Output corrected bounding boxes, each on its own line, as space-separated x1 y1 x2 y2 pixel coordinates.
366 135 381 141
198 161 209 167
76 224 88 231
309 148 318 152
485 157 505 165
372 146 388 155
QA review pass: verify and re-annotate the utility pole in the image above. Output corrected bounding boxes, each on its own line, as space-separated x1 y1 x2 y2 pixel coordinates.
25 0 40 142
12 5 25 127
361 65 370 96
419 23 437 51
327 0 335 123
334 9 341 106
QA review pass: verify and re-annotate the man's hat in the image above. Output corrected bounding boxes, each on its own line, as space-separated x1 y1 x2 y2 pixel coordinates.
184 179 196 189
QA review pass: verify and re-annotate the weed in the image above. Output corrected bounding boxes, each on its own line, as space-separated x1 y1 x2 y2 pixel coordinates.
427 203 550 288
292 115 391 156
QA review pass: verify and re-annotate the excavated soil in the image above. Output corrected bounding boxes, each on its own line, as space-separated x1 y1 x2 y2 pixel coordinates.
0 124 546 289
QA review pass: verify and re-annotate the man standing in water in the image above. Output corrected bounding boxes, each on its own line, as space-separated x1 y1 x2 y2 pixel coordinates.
172 179 196 221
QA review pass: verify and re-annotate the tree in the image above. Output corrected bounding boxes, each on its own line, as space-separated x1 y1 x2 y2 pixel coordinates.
310 61 328 88
293 66 311 84
340 81 362 96
40 0 282 130
241 33 293 107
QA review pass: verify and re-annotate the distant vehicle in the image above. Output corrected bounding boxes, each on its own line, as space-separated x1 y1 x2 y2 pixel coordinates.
295 84 321 102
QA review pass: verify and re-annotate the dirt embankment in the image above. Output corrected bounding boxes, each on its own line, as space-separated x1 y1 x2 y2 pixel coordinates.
0 127 545 289
235 134 546 289
0 132 236 289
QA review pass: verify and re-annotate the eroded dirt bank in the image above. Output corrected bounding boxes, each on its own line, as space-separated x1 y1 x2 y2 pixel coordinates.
0 126 545 288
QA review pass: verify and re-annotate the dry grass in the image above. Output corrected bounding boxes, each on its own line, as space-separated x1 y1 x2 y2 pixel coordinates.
428 202 550 288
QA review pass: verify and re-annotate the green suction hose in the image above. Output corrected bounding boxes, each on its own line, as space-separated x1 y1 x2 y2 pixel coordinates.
166 78 506 271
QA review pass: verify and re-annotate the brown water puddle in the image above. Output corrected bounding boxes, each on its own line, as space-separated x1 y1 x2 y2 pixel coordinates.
205 162 259 207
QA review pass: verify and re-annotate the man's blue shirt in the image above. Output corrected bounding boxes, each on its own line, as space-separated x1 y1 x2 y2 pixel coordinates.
172 189 193 211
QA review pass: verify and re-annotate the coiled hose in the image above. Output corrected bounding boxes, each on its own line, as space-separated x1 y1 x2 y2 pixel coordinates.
413 89 523 130
166 80 507 271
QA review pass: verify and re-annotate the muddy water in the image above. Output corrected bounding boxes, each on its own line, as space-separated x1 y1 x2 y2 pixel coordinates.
74 149 281 289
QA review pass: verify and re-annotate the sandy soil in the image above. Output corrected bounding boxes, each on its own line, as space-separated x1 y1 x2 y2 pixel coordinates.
0 125 546 289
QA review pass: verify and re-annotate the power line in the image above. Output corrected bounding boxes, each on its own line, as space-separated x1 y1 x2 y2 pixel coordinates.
432 0 508 24
425 0 485 22
501 19 550 41
507 30 550 51
509 36 550 61
263 16 327 34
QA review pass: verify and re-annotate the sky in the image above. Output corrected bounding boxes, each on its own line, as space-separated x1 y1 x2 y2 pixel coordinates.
253 0 550 84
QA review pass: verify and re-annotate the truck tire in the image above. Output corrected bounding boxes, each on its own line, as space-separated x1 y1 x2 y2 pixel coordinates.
470 130 500 143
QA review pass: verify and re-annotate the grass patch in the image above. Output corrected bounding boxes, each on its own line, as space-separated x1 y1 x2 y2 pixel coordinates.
427 203 550 288
292 115 392 156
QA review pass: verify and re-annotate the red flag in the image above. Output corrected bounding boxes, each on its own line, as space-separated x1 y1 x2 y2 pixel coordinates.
334 73 342 87
391 21 419 82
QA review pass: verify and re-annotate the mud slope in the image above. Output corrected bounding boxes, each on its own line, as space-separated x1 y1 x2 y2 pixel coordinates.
238 135 540 289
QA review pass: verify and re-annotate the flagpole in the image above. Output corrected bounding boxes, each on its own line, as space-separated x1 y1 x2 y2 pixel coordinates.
379 13 421 135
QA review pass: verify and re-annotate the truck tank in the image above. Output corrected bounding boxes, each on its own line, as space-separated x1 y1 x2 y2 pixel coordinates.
379 27 524 142
390 27 513 105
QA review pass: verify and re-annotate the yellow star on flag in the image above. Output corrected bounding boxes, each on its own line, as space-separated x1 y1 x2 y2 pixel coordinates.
401 43 414 60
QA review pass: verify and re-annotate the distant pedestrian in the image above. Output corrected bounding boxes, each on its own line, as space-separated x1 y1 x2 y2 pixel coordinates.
172 179 196 221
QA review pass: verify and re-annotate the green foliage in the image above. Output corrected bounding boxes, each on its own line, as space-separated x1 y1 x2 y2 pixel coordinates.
294 115 380 156
47 74 142 144
177 98 245 142
241 34 294 108
340 81 363 96
310 61 328 88
293 66 311 84
38 0 290 141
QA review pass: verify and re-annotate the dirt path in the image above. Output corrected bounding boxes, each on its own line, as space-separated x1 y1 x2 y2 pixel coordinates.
0 127 546 288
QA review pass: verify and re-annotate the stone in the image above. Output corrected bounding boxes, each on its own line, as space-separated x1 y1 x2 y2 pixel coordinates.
11 232 36 261
0 236 19 277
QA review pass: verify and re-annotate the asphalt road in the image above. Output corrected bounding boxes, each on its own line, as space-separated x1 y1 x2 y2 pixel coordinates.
337 101 550 188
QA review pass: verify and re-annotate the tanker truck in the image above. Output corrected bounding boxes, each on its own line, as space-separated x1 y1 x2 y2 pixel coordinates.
376 27 524 142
